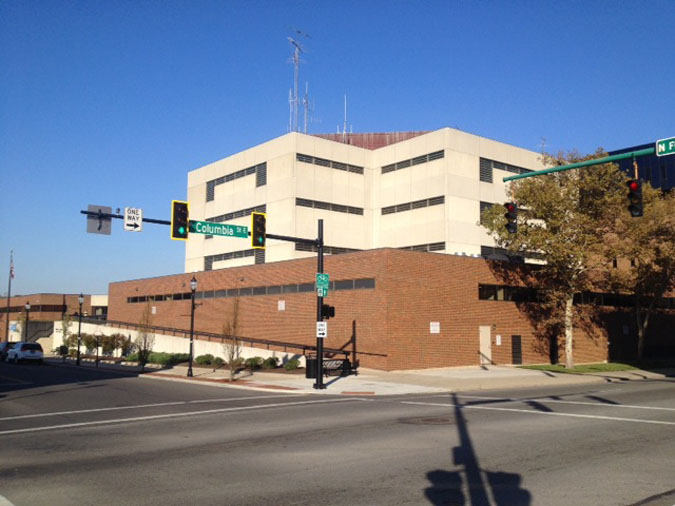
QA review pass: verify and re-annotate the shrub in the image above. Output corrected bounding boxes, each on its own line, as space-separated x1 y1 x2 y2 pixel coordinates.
245 357 262 370
124 352 139 362
195 354 215 365
81 333 98 352
261 356 279 369
118 335 134 356
148 352 190 366
283 358 300 371
100 335 118 356
213 357 224 367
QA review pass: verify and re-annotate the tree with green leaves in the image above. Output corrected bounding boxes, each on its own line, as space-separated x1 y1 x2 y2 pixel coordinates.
481 149 625 369
602 185 675 360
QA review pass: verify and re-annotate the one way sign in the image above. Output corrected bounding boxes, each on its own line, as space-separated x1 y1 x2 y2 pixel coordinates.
124 207 143 232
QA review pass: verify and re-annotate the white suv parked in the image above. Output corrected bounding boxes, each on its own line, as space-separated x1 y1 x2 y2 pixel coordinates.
6 342 44 364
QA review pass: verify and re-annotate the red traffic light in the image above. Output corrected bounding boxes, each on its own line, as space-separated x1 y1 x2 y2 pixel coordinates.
626 179 643 218
503 202 518 234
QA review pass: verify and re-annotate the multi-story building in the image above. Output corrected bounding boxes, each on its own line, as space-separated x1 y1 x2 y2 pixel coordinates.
185 128 544 273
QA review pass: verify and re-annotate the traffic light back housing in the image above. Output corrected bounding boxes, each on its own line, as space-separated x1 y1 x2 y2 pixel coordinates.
171 200 189 241
251 212 266 249
626 179 643 217
504 202 518 234
321 304 335 320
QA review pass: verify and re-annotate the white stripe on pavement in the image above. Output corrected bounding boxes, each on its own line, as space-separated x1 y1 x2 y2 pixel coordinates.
454 394 675 412
402 401 675 427
0 398 358 435
0 394 302 422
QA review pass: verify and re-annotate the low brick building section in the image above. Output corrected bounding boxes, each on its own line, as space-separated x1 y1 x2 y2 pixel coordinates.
107 249 674 371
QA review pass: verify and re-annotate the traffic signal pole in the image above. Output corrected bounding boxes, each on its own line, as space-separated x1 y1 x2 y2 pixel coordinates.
315 219 325 389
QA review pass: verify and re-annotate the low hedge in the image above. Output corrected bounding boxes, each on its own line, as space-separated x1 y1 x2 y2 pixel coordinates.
123 352 189 366
195 354 224 366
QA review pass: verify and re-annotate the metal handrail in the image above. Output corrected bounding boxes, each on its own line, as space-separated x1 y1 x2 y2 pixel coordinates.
79 316 357 357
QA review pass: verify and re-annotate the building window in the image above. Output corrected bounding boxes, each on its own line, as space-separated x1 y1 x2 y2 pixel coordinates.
296 153 365 175
295 198 364 216
399 242 445 252
480 157 532 184
381 150 444 175
256 164 267 187
128 277 377 303
205 162 267 201
382 196 444 215
479 201 493 225
295 243 360 255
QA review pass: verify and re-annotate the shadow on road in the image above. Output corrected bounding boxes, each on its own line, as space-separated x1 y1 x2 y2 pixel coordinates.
424 393 531 505
0 359 142 401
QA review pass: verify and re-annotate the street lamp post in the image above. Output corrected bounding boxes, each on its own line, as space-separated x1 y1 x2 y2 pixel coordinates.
187 276 197 378
24 302 30 342
76 293 84 366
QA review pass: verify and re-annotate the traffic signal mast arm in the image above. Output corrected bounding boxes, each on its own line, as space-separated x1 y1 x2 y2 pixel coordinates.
264 232 320 248
502 147 654 182
80 209 171 225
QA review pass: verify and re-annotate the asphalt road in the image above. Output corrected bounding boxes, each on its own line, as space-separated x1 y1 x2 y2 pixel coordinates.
1 361 675 506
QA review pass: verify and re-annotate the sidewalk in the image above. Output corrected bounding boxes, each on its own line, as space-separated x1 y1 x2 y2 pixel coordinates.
48 357 675 396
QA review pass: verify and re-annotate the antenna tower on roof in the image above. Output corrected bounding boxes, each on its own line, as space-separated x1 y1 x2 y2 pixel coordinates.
287 29 310 133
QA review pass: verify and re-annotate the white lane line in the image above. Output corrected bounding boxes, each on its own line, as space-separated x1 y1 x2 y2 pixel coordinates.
0 394 303 422
452 394 675 412
0 398 358 435
402 401 675 427
0 494 17 506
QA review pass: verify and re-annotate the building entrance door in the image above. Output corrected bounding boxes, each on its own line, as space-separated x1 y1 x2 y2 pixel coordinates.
479 326 492 365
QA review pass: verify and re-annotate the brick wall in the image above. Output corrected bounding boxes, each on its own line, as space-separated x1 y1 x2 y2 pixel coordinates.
107 249 674 371
0 294 92 340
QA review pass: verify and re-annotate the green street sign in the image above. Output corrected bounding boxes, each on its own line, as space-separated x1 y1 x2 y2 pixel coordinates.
656 137 675 157
189 220 248 238
316 273 329 297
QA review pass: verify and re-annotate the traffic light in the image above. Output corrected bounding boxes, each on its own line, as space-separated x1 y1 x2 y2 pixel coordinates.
626 179 643 217
321 304 335 320
504 202 518 234
251 212 266 249
171 200 189 240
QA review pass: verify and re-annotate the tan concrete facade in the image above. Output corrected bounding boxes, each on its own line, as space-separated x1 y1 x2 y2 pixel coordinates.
106 249 672 371
185 128 545 273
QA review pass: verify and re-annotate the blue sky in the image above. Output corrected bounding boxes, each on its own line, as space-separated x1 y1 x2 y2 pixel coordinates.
1 0 673 296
